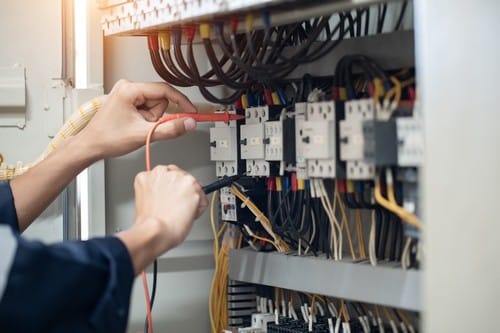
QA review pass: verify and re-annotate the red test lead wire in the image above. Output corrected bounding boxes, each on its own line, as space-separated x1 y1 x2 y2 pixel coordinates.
141 111 244 333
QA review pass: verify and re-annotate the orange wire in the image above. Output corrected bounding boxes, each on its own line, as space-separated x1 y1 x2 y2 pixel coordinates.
142 115 181 333
142 111 242 333
142 119 166 333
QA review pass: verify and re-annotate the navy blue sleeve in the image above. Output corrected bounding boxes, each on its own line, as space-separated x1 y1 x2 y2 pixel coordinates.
0 181 19 232
0 236 135 333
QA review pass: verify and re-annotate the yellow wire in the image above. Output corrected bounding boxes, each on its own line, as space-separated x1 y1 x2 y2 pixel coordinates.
355 209 366 259
400 77 415 88
231 185 290 252
340 299 350 321
383 306 394 323
209 191 219 333
335 181 357 259
216 222 227 240
375 305 381 319
374 170 424 230
396 309 412 327
245 226 281 250
385 76 402 106
210 191 220 258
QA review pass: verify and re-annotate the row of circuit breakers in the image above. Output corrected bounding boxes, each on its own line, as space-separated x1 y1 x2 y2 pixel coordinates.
210 99 423 221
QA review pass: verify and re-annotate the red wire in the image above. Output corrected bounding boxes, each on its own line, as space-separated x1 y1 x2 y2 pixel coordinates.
142 111 244 333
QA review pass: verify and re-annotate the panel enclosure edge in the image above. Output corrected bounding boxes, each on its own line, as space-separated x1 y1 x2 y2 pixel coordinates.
229 249 420 311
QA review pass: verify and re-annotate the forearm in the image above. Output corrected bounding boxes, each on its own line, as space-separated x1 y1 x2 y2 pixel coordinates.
10 133 102 231
116 218 170 275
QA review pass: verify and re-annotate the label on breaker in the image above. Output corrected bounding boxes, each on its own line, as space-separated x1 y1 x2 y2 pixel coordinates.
220 187 237 221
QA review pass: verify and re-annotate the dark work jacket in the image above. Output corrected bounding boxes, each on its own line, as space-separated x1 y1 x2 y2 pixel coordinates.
0 181 134 332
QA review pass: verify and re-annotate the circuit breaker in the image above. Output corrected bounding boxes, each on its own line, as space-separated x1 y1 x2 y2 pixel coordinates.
340 98 376 179
299 101 337 178
210 111 241 177
240 106 282 177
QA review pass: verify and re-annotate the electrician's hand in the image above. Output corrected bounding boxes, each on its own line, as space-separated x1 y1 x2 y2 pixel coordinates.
134 165 208 250
79 80 198 159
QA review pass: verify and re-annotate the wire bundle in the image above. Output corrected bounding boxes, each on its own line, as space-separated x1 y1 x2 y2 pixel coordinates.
147 9 372 104
252 288 418 333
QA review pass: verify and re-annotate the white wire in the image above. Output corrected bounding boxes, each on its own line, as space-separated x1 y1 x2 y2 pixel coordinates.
369 210 378 266
377 317 385 333
319 180 343 260
317 180 339 260
305 210 316 255
401 237 412 270
389 320 399 333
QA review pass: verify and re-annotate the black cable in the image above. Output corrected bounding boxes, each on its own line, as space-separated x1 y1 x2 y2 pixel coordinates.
377 208 389 259
203 38 252 89
171 30 220 86
377 4 388 34
143 259 158 333
344 12 356 38
356 9 363 37
187 36 242 104
394 1 408 31
387 213 399 261
148 44 191 87
364 7 370 36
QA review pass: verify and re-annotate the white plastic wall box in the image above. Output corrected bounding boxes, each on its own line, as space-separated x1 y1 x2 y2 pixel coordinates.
0 65 26 127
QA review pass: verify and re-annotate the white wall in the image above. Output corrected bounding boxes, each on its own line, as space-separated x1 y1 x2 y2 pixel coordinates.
0 0 64 242
104 35 217 332
415 1 500 332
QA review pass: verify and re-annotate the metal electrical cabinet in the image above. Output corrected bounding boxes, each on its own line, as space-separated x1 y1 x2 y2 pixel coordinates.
98 0 500 331
0 1 499 332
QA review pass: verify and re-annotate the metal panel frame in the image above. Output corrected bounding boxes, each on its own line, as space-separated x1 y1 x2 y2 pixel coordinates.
229 249 421 311
100 0 406 36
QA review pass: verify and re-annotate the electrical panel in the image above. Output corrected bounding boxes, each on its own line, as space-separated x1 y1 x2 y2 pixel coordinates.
97 1 424 332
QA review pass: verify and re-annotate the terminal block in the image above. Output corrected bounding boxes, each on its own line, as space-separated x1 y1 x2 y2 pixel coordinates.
264 118 295 164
